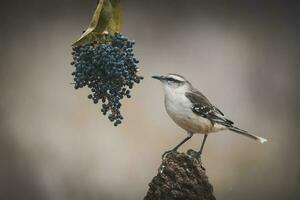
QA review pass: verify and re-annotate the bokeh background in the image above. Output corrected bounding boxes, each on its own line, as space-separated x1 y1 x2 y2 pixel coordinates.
1 0 299 199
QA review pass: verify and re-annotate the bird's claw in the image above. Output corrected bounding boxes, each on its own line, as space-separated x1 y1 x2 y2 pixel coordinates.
162 149 176 160
187 149 205 170
187 149 201 160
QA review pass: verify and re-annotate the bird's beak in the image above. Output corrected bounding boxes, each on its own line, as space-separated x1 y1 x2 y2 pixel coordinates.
152 75 163 80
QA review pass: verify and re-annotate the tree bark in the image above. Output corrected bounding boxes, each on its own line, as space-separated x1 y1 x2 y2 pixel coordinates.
144 151 216 200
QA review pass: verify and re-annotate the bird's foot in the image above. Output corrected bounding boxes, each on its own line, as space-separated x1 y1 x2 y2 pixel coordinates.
187 149 201 160
162 149 177 160
187 149 200 159
187 149 205 170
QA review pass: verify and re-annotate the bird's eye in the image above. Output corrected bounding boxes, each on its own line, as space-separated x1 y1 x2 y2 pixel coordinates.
166 77 175 83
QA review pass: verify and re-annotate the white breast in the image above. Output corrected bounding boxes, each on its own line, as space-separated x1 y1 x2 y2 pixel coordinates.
163 86 224 134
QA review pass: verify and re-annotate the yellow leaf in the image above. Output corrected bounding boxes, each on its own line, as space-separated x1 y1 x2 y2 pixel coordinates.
73 0 121 46
107 0 121 33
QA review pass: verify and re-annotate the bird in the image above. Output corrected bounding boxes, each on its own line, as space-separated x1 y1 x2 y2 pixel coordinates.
152 73 267 159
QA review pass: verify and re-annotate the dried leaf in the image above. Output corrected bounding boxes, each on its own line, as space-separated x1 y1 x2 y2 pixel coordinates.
73 0 121 46
107 0 121 33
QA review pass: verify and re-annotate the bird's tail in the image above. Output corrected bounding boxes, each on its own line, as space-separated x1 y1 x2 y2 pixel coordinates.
228 126 268 144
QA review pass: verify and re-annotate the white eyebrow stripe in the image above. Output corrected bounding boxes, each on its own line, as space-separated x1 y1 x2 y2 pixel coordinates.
167 74 185 82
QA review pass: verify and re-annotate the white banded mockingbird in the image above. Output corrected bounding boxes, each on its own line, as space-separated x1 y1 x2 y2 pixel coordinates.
152 74 267 159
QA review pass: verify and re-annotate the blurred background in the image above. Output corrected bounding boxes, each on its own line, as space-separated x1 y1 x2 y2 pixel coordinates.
1 0 299 199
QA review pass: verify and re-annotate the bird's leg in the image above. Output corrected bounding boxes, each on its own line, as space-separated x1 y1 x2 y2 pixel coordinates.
193 134 208 159
162 133 193 159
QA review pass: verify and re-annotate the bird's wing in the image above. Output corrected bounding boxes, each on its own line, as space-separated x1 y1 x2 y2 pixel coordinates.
185 90 234 127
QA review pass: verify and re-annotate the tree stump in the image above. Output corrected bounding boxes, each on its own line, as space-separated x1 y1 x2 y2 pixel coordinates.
144 151 216 200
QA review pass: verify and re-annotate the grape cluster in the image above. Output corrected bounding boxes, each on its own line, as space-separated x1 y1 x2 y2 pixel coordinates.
71 33 143 126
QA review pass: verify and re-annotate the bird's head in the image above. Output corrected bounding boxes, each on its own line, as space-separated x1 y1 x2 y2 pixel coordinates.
152 74 191 94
